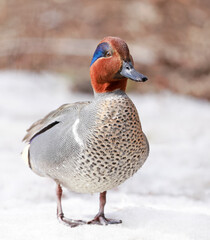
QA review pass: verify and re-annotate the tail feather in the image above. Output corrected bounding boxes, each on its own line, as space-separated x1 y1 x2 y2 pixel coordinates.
21 144 31 168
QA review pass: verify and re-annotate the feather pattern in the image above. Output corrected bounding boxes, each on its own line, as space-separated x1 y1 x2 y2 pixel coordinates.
23 102 90 143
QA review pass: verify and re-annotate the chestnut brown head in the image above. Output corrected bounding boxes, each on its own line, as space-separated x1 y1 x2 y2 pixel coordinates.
90 37 148 93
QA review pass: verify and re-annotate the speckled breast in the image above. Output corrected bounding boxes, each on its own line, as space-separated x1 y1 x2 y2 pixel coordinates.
63 94 149 193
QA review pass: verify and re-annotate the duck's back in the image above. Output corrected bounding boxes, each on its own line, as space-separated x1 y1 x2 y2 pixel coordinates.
27 90 149 194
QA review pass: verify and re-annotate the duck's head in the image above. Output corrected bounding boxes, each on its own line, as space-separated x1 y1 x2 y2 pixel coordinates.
90 36 148 93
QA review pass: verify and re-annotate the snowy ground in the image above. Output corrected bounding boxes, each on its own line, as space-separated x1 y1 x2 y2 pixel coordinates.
0 71 210 240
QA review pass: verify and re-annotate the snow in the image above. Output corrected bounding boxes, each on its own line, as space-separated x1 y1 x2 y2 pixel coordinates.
0 70 210 240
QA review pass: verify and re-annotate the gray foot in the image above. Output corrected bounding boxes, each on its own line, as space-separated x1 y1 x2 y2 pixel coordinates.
57 213 86 228
87 213 122 225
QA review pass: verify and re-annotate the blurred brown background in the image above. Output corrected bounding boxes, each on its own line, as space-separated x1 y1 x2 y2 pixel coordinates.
0 0 210 99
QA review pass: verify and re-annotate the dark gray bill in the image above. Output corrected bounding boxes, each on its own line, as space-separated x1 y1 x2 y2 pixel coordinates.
120 61 148 82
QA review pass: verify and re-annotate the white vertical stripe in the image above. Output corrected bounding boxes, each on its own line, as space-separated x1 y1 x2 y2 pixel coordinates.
72 119 83 146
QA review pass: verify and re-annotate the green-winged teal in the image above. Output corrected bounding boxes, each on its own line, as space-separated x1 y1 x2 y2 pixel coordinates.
22 36 149 227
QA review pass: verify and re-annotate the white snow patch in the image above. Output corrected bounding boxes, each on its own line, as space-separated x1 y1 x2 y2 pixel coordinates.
0 70 210 240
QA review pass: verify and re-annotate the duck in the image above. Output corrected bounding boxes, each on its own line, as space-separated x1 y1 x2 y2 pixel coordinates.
22 36 149 227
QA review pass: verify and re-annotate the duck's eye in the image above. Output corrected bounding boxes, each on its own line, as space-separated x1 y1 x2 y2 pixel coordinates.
105 51 112 57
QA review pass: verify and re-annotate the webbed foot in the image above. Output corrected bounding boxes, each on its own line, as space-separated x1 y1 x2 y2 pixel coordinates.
88 213 122 225
57 212 86 228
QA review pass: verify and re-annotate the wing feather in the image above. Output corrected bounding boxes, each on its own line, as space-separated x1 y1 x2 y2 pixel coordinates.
23 101 90 143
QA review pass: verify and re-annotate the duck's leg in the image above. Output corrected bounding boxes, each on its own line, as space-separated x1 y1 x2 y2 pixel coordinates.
88 191 122 225
56 184 86 227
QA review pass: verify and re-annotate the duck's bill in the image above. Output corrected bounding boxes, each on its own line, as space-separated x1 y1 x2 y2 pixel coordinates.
120 61 148 82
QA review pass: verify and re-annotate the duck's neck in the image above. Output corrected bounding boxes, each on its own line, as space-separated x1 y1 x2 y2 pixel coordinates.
91 78 127 94
93 89 127 99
